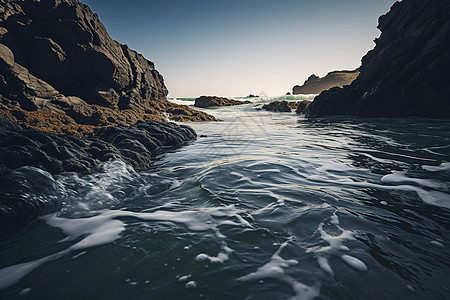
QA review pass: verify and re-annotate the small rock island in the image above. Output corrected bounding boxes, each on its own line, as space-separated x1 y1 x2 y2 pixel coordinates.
194 96 250 108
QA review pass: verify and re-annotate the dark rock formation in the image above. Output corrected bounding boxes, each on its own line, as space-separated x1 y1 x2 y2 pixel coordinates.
0 0 216 136
295 100 311 114
0 119 196 174
194 96 251 108
247 94 259 98
262 100 310 113
0 118 196 225
292 69 359 95
306 0 450 119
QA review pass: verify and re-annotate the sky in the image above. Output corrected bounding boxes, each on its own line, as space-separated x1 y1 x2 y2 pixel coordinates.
81 0 397 98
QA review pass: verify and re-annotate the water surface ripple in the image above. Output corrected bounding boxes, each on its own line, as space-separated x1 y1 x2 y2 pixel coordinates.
1 102 449 299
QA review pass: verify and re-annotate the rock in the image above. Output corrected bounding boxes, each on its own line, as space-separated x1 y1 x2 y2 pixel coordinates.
0 118 197 226
292 69 359 95
262 100 310 113
247 94 259 98
295 100 311 114
306 0 450 119
194 96 251 108
286 92 291 95
0 0 216 136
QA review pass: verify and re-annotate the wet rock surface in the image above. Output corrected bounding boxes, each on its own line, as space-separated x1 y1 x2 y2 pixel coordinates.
306 0 450 118
194 96 251 108
262 100 310 113
0 119 196 174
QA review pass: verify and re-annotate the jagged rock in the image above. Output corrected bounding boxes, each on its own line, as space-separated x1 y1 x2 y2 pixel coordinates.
194 96 251 108
247 94 259 98
262 100 311 113
0 119 196 174
262 100 310 112
306 0 450 118
0 0 216 135
295 100 311 114
292 69 359 95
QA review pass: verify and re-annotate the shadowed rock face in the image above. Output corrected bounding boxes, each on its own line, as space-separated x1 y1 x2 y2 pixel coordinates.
194 96 250 108
0 0 216 135
306 0 450 118
292 69 359 95
262 100 310 113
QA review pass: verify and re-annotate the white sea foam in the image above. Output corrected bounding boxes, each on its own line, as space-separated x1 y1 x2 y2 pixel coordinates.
307 211 368 276
185 281 197 289
195 243 233 264
381 171 443 189
341 255 368 272
310 172 450 209
238 239 320 300
422 162 450 172
0 205 251 290
430 240 444 248
178 275 191 282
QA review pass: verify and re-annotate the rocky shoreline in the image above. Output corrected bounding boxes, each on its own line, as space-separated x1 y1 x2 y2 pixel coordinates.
0 0 217 139
0 118 197 226
0 0 215 226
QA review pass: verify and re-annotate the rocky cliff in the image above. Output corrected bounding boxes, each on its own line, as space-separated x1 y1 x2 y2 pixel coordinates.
0 0 215 136
292 69 359 95
306 0 450 118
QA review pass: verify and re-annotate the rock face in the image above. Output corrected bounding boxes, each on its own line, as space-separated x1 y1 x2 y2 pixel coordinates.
0 0 216 136
306 0 450 118
292 69 359 95
194 96 251 108
0 118 196 225
262 100 310 113
0 119 196 174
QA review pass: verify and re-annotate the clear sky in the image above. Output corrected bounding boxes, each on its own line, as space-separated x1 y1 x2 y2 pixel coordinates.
81 0 397 98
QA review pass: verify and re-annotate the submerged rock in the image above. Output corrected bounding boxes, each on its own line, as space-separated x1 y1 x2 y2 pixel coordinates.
306 0 450 118
292 69 359 95
262 100 310 113
0 0 216 136
194 96 251 108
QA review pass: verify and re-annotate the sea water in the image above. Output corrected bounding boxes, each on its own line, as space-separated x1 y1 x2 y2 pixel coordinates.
0 97 449 299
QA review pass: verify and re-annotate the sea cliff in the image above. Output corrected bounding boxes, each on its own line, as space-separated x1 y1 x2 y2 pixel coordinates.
0 0 215 137
306 0 450 118
292 69 359 95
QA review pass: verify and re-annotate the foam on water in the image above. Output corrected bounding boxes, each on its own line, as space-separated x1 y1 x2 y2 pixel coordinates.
306 212 367 276
423 162 450 172
238 239 320 300
381 171 444 189
307 167 450 209
0 205 251 290
341 255 368 272
1 107 449 299
195 242 233 264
